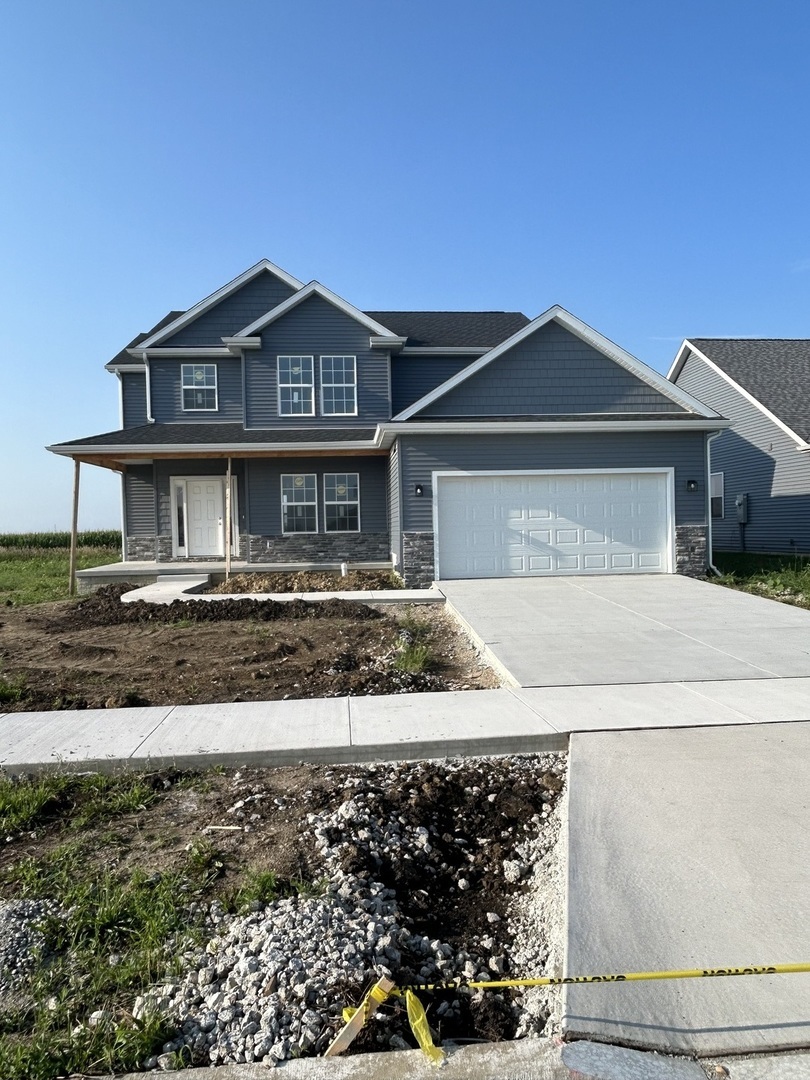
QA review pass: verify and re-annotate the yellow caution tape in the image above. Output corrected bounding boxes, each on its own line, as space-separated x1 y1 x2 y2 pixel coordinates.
395 961 810 993
405 989 446 1066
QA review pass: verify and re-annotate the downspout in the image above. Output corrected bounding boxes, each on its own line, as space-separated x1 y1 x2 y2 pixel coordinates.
706 430 723 577
142 350 155 423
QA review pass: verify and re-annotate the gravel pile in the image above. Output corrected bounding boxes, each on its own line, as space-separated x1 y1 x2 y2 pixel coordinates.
136 753 567 1069
0 898 63 992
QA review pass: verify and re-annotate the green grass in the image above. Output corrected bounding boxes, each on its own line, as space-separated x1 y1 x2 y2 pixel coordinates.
394 612 437 673
0 545 120 606
0 772 158 835
712 551 810 608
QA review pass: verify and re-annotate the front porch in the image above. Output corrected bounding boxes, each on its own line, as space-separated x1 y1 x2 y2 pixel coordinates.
75 558 395 594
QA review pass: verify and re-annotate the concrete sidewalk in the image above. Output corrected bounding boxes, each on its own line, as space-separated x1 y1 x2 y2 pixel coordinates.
2 679 809 772
563 721 810 1055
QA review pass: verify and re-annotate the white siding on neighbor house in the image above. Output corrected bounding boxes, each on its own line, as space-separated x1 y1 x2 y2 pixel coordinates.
676 351 810 553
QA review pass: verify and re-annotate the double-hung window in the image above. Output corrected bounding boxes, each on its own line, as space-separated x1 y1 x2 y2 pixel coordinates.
710 472 724 519
281 474 317 533
320 356 357 415
278 356 314 416
182 364 217 411
324 473 360 532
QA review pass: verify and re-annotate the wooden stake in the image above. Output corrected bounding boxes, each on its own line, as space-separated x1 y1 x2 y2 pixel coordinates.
224 458 232 581
323 976 395 1056
68 458 81 596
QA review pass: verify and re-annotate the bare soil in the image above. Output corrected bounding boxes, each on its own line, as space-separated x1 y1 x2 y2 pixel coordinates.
209 570 400 593
0 585 497 713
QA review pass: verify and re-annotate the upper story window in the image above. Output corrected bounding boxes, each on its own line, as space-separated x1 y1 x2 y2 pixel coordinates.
320 356 357 416
278 356 314 416
182 364 217 411
710 472 724 519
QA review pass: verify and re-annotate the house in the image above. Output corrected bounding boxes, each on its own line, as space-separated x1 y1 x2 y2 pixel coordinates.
48 260 729 586
669 339 810 555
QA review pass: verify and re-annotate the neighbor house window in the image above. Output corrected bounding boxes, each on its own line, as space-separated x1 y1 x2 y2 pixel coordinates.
281 473 317 533
324 473 360 532
278 356 314 416
182 364 217 410
320 356 357 415
710 472 724 518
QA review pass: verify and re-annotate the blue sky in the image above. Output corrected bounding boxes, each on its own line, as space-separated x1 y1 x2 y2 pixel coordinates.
2 0 809 531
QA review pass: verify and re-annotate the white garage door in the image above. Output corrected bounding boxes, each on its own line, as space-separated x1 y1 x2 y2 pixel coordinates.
436 472 672 579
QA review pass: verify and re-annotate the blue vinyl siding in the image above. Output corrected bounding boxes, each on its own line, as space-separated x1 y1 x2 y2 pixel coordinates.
124 465 156 535
245 295 390 427
122 372 148 427
397 431 707 531
675 351 810 553
391 356 478 415
150 360 243 422
160 271 297 346
417 322 685 416
246 456 388 535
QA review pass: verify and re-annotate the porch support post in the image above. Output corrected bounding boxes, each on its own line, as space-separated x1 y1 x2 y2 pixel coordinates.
224 457 232 581
68 458 81 596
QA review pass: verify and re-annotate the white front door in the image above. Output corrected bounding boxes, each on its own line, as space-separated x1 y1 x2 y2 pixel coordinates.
436 471 672 579
187 479 224 557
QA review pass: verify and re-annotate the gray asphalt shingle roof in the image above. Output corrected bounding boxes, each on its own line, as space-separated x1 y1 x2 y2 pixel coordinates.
51 424 378 449
365 311 530 348
689 338 810 440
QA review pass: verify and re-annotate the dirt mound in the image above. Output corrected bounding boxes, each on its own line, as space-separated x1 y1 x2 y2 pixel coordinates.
210 570 401 594
48 584 383 631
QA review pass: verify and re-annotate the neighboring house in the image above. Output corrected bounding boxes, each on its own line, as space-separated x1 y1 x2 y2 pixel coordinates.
669 340 810 555
48 260 728 586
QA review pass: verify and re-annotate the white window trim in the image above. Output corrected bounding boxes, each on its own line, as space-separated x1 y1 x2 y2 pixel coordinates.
281 473 319 535
277 356 315 417
324 472 361 533
320 355 358 417
170 475 239 558
181 363 218 412
710 471 725 519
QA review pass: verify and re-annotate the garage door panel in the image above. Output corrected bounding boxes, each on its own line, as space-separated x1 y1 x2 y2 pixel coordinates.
437 472 671 579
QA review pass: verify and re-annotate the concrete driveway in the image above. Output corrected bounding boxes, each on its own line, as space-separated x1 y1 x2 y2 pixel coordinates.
439 575 810 687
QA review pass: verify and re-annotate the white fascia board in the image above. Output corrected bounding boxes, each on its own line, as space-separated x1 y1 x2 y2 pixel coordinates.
376 418 731 447
222 336 262 353
671 339 810 450
370 335 407 351
394 306 721 421
235 281 399 339
132 347 231 357
137 259 305 349
47 439 381 457
106 362 145 372
399 346 490 356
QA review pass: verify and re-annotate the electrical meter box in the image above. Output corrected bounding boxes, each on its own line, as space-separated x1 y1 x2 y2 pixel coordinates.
735 493 748 524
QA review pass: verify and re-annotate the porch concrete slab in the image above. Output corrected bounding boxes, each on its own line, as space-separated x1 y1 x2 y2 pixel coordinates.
563 722 810 1054
131 699 351 769
440 576 810 687
0 707 173 771
512 682 758 731
122 576 210 603
679 678 810 721
348 689 565 759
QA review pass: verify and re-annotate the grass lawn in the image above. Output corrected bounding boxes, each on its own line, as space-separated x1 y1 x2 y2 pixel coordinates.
0 547 120 606
712 551 810 609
